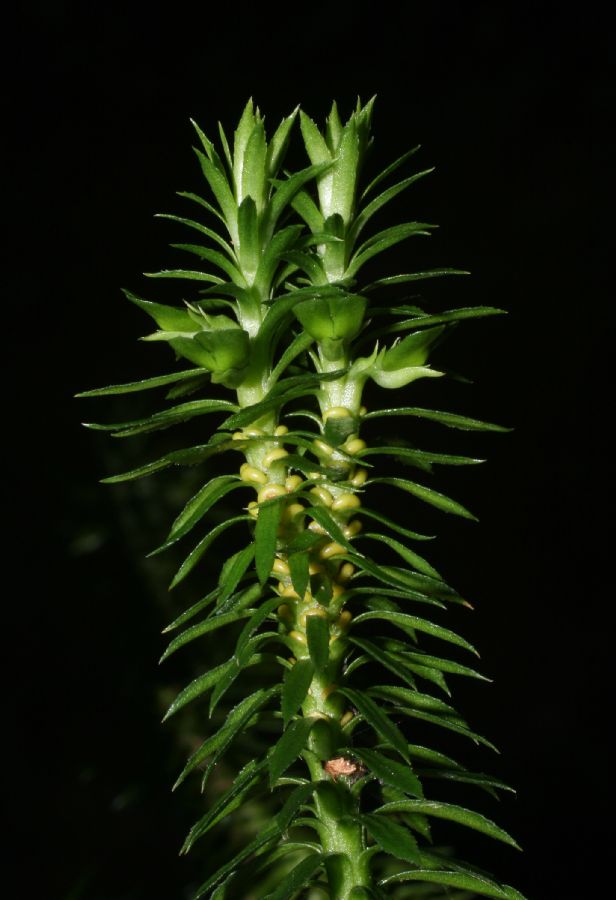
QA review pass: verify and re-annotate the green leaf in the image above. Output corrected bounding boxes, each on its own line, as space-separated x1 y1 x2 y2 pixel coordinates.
364 308 506 344
144 268 224 284
358 508 434 542
368 685 461 718
348 222 436 277
306 614 329 671
282 659 315 727
75 367 210 397
169 517 252 589
176 190 227 226
282 249 327 284
364 269 470 291
266 106 299 178
193 822 281 898
360 145 421 200
369 477 478 521
170 243 245 283
255 224 304 295
237 196 260 275
218 543 257 606
379 869 527 899
403 650 490 682
182 758 267 853
358 533 442 579
162 588 217 633
255 496 284 584
361 813 421 865
291 188 324 233
209 632 277 716
276 781 316 830
299 111 332 166
154 213 234 256
407 744 466 770
234 595 281 659
87 398 237 438
375 799 520 849
159 608 255 663
193 148 238 238
288 551 310 600
395 707 498 752
163 658 235 721
337 687 409 762
268 717 316 786
262 854 322 900
215 580 263 617
123 289 196 330
348 636 419 690
174 685 278 790
359 447 484 468
353 748 423 798
350 168 434 244
364 406 511 432
266 161 335 236
419 768 514 794
353 610 478 656
241 119 267 208
157 475 244 552
305 504 354 551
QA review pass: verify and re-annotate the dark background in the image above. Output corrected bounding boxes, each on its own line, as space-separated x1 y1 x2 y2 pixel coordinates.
6 1 612 898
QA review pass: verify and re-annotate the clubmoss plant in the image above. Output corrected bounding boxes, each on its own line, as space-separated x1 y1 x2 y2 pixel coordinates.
78 99 525 900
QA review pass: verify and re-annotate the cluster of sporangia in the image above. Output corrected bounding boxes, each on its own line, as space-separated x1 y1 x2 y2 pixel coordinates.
81 98 525 900
241 410 365 688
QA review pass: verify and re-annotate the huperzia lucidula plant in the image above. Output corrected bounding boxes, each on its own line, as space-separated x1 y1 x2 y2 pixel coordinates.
78 99 525 900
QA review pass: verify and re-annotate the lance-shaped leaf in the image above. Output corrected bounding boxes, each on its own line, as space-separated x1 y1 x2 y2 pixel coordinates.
364 405 511 432
353 748 423 798
350 167 434 245
268 717 316 786
155 212 235 256
360 145 421 200
282 659 315 727
306 614 329 671
369 476 478 521
75 367 211 398
361 813 421 865
347 222 436 276
262 854 322 900
163 648 268 721
348 636 419 689
159 608 256 663
169 517 252 589
255 496 284 584
337 687 409 762
181 759 267 853
368 684 463 719
85 398 236 438
266 105 299 178
287 551 310 601
157 475 244 551
379 870 527 899
364 268 470 291
353 610 478 656
174 685 278 790
357 532 442 579
374 799 520 849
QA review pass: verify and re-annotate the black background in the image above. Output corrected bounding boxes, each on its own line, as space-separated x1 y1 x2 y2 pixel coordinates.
6 2 612 898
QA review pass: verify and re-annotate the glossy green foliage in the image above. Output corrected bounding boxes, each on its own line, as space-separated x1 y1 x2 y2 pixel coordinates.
79 99 521 899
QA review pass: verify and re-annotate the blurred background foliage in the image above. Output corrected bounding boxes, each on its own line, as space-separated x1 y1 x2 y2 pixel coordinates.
5 1 611 898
